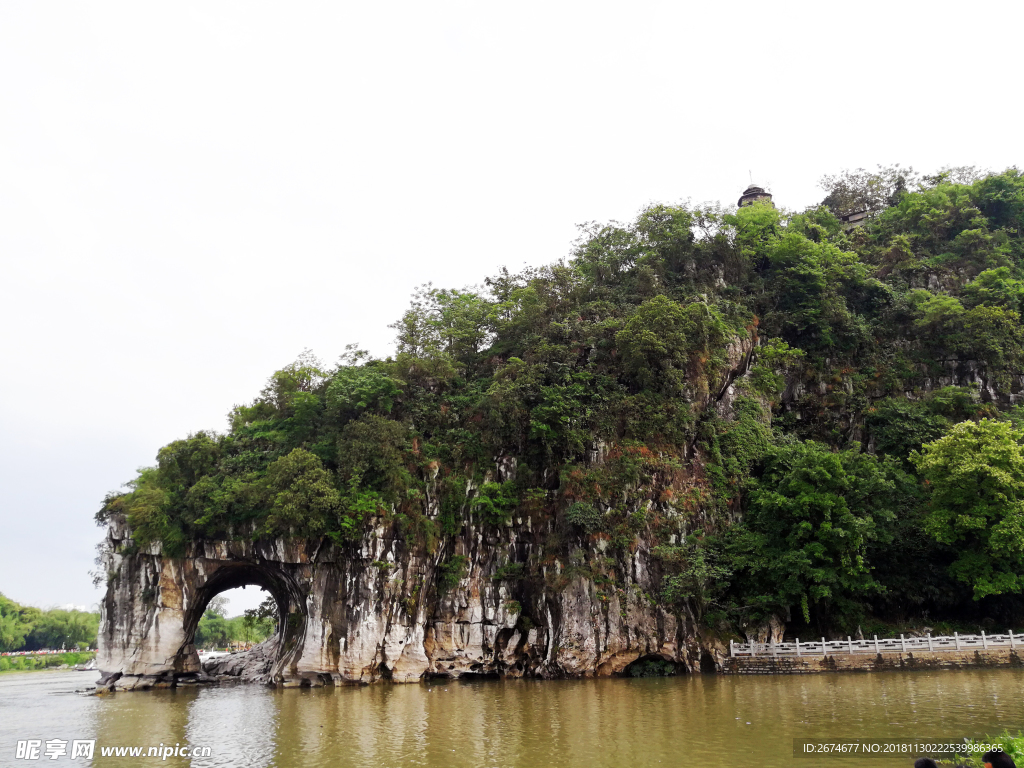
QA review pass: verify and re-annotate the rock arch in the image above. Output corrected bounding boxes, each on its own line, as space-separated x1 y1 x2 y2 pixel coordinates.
95 512 720 690
182 563 290 657
95 516 312 691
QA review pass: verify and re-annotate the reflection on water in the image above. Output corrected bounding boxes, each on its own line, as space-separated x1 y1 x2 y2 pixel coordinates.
186 686 277 767
2 669 1024 767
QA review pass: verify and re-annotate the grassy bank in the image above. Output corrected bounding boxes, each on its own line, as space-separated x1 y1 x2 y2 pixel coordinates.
0 651 95 673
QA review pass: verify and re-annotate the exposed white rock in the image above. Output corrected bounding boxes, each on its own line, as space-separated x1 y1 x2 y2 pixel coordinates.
99 511 712 690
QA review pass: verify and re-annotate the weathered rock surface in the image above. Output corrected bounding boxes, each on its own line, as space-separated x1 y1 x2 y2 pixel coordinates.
202 636 278 682
95 509 723 690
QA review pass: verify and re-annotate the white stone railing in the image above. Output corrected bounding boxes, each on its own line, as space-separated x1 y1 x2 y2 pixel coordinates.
730 632 1021 657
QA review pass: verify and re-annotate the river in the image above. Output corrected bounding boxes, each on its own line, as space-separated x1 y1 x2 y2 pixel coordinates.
1 669 1023 767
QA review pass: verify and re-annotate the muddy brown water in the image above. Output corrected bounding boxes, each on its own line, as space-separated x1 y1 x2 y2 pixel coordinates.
1 669 1023 767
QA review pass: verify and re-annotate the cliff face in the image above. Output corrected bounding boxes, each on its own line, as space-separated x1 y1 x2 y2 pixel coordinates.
96 509 721 690
93 322 1023 691
96 334 758 691
93 174 1024 685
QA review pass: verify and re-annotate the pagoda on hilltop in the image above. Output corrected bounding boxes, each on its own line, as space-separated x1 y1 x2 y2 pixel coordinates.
737 184 773 207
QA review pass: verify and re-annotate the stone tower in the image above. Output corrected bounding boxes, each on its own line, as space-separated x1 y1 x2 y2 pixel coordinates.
737 184 773 208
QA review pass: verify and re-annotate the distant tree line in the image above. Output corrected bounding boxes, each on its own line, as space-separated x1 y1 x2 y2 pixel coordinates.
0 592 99 652
193 595 277 649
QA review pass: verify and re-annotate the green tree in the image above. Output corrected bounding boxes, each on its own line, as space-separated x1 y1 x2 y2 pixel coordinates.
727 441 896 629
615 295 728 394
228 350 327 431
961 267 1024 313
0 610 27 652
391 284 494 362
262 448 341 537
765 232 870 351
909 290 964 330
819 164 919 217
912 419 1024 599
471 482 518 526
865 387 995 465
0 593 28 652
725 200 782 271
257 350 328 415
954 306 1024 389
746 338 805 402
335 415 411 496
242 595 278 644
654 534 732 624
97 469 182 553
0 594 100 652
194 595 232 648
195 612 232 648
325 365 404 419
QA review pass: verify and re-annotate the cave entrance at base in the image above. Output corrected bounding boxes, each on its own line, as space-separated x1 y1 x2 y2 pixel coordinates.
621 655 685 677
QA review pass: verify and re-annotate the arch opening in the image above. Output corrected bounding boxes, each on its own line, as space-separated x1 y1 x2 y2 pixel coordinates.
193 586 277 651
176 562 302 680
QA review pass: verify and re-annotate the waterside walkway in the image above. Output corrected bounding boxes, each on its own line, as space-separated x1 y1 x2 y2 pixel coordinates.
731 632 1021 658
724 633 1024 675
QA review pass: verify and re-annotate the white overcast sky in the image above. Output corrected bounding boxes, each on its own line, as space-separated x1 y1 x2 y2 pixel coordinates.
1 0 1020 615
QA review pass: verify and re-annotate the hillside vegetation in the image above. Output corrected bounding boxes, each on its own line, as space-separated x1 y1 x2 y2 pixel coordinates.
97 166 1024 638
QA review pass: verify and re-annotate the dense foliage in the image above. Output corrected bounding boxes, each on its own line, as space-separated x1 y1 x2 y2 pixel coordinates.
0 592 99 652
97 166 1024 637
